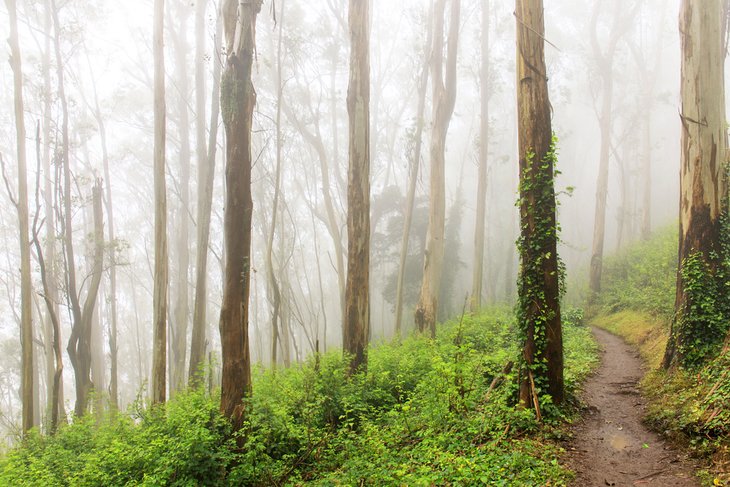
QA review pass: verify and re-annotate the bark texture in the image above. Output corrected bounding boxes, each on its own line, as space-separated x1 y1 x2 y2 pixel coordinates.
219 0 261 430
663 0 728 368
415 0 460 338
151 0 168 406
344 0 371 372
515 0 564 406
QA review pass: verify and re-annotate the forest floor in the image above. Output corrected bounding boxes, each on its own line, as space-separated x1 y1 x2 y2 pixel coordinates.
567 327 700 486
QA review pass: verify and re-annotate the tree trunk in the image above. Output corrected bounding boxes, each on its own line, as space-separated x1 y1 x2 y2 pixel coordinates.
343 0 371 372
394 4 432 336
65 181 105 416
471 0 490 312
5 0 36 433
170 6 191 397
415 0 460 338
190 5 222 385
151 0 168 406
219 0 261 430
84 51 119 411
663 0 727 368
587 1 613 297
266 0 286 369
515 0 564 407
587 1 637 297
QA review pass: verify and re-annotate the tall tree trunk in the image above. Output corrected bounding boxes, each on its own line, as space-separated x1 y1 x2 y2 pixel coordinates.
471 0 490 311
663 0 728 368
171 6 191 397
219 0 261 430
84 51 119 410
40 0 62 429
190 6 222 385
266 0 286 369
51 0 88 418
587 1 637 297
151 0 168 406
343 0 371 372
515 0 563 407
5 0 35 433
587 3 613 297
394 3 432 336
415 0 460 338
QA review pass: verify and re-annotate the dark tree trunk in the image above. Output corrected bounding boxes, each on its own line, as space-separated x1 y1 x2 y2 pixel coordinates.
515 0 563 407
218 0 261 430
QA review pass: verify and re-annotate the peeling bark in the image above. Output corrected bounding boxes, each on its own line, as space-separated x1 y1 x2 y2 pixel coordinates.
219 0 261 430
343 0 371 372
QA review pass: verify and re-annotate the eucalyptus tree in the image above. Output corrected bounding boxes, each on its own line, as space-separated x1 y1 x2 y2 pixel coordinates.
218 0 262 429
415 0 460 338
515 0 563 409
4 0 35 433
151 0 168 406
190 3 222 385
394 4 432 336
471 0 490 311
587 0 640 297
343 0 371 372
663 0 729 369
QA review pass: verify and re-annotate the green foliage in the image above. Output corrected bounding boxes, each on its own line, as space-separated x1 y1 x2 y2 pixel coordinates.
591 228 730 480
516 135 564 393
672 165 730 369
598 226 677 318
0 390 234 486
674 251 730 368
1 307 598 486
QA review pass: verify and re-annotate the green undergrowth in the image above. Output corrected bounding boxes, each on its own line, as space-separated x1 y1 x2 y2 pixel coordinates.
590 228 730 484
1 307 597 486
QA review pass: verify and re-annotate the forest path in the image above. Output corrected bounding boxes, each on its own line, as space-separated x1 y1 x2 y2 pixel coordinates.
567 327 699 486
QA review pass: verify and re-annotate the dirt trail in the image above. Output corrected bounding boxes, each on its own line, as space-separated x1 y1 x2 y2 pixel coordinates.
567 327 699 486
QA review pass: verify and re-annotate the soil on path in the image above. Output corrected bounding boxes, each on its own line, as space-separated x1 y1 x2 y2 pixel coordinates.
567 327 699 486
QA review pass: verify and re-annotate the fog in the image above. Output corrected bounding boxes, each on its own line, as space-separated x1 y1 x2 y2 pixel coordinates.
0 0 688 440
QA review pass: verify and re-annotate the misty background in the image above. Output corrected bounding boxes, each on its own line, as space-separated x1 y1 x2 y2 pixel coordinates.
0 0 685 442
